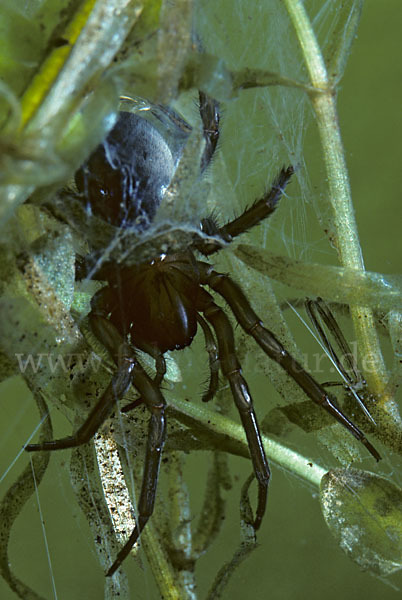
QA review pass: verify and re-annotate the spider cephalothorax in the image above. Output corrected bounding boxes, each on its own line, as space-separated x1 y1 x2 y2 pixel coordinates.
25 93 380 577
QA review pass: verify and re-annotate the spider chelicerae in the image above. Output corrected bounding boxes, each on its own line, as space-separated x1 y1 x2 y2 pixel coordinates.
25 91 380 577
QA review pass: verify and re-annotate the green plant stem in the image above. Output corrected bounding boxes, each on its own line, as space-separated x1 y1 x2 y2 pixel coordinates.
169 396 326 489
282 0 388 399
117 449 187 600
167 452 197 599
141 521 188 600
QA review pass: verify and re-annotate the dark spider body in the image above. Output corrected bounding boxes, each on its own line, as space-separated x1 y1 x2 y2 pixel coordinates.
25 94 380 577
92 252 201 352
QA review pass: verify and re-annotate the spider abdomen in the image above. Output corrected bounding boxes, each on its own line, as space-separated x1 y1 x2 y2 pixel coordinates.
75 111 176 231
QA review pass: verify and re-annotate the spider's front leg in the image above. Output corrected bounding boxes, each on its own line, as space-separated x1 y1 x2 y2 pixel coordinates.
195 166 294 256
199 264 381 462
199 293 270 530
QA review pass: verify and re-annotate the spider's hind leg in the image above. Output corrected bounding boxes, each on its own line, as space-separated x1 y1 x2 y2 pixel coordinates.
87 315 167 576
26 313 168 576
200 265 381 462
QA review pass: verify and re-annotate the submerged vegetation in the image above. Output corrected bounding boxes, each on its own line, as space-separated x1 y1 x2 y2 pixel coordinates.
0 1 401 599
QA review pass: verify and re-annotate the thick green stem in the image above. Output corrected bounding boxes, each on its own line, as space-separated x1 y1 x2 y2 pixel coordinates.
282 0 388 399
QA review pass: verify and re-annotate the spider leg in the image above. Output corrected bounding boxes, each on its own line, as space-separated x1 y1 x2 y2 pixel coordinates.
154 352 167 386
305 297 362 383
89 316 167 577
196 166 294 256
106 402 166 576
25 314 167 576
199 90 220 172
196 314 220 402
25 350 134 452
199 294 270 529
199 265 381 462
121 350 166 413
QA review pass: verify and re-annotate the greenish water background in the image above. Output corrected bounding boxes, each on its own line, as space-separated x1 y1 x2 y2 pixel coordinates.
0 1 401 599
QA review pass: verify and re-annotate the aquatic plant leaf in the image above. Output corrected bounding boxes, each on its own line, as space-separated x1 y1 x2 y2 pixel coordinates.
320 468 402 576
